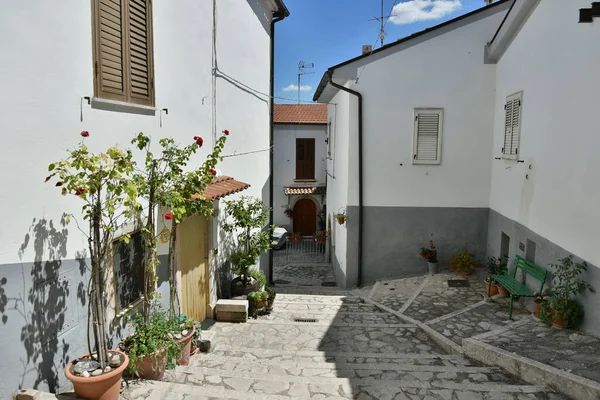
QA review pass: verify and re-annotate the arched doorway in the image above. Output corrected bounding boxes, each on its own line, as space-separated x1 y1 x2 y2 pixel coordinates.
293 198 317 235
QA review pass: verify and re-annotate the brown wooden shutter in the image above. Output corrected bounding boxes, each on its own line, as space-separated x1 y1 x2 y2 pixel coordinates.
92 0 154 106
296 139 315 179
126 0 154 106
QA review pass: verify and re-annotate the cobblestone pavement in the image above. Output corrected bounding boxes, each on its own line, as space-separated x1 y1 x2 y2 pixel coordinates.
479 318 600 383
120 271 568 400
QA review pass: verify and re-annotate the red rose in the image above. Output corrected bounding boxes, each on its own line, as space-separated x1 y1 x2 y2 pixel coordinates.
164 213 173 221
74 188 85 196
209 168 217 175
193 136 199 140
196 137 203 147
222 129 230 136
80 131 89 137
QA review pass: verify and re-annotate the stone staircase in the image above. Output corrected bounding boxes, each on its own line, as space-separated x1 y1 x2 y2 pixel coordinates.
120 288 567 400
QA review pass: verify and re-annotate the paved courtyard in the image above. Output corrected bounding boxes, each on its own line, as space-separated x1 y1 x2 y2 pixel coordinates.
119 266 572 400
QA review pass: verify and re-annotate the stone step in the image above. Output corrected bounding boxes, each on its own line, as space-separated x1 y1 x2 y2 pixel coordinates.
273 285 348 295
188 352 498 375
273 301 382 313
249 309 409 327
209 322 443 354
160 365 553 399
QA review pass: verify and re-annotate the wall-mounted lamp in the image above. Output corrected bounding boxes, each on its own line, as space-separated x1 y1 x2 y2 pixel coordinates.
80 96 91 122
160 108 169 127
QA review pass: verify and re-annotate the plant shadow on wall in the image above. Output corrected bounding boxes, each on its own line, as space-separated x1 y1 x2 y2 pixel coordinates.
7 214 88 392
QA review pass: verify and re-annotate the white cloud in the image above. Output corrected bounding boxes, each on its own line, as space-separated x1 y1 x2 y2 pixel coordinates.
389 0 462 25
282 84 312 92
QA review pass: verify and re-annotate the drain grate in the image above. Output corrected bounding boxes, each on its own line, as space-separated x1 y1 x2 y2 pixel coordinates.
447 279 470 288
321 282 337 287
294 318 318 323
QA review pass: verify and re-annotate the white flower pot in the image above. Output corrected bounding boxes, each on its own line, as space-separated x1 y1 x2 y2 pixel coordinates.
427 261 438 275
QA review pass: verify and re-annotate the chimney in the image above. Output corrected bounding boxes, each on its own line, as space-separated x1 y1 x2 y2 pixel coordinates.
362 45 373 55
484 0 494 4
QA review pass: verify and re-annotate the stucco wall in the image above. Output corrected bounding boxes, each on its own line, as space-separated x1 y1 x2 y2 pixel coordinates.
273 124 327 231
0 0 274 396
488 0 600 335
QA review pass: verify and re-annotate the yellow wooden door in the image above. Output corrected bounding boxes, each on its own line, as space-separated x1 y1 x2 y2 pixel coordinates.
178 215 209 322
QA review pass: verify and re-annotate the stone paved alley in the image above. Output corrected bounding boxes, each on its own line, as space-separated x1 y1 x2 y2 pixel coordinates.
117 265 574 400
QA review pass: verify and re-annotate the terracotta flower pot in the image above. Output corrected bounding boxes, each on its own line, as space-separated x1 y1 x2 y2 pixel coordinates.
289 236 302 243
552 310 568 329
534 302 541 317
134 348 167 381
177 325 196 366
336 216 345 225
65 350 129 400
267 298 275 308
485 280 499 297
497 286 509 298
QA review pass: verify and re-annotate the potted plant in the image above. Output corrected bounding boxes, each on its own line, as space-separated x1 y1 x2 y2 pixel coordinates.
48 134 137 400
174 317 196 366
266 287 276 310
223 197 274 297
289 232 303 243
335 212 346 225
248 269 267 291
533 289 551 317
284 207 294 219
313 230 327 243
419 240 438 275
247 291 263 308
449 244 480 277
119 309 182 380
484 256 507 297
539 255 594 329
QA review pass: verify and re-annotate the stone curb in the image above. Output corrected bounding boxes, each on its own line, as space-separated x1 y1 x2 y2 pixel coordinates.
463 338 600 400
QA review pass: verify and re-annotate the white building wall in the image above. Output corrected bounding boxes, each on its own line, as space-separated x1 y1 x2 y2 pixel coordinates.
273 124 327 230
489 0 600 333
347 10 505 208
491 0 600 268
0 0 275 396
326 88 353 286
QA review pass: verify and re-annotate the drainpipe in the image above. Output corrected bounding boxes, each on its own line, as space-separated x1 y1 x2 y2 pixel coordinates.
269 14 285 285
326 71 364 287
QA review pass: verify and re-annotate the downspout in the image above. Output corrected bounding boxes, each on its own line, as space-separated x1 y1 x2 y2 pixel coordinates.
269 14 285 285
326 71 363 287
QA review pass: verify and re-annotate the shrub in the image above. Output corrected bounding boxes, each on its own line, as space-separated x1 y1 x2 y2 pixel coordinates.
449 247 479 276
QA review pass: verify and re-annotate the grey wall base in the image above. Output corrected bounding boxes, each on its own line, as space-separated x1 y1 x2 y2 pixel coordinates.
487 209 600 337
343 206 489 287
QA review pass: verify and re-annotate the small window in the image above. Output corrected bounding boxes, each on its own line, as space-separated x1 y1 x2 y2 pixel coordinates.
92 0 155 107
113 230 145 311
502 92 523 160
413 109 443 165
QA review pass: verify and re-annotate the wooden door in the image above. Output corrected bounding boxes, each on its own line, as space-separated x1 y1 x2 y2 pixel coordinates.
293 199 317 235
296 138 315 179
178 215 209 322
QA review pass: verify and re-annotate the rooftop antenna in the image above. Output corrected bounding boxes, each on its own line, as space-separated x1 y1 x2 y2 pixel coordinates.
368 0 386 47
297 61 314 104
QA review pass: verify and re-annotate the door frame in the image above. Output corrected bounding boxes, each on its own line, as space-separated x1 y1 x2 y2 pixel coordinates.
291 196 320 235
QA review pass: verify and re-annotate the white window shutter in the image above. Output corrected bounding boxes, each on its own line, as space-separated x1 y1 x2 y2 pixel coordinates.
413 109 443 165
502 92 523 159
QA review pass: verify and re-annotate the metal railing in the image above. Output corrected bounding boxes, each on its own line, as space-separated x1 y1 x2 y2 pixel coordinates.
284 236 327 264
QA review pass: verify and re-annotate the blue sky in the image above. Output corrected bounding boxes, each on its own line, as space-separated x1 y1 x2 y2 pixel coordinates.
274 0 490 104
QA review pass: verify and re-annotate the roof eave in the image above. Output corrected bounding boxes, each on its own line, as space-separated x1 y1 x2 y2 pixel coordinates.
272 0 290 18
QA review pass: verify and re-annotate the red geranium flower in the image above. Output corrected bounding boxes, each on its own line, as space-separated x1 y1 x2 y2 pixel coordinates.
196 137 203 147
209 168 217 175
74 188 86 196
222 129 230 136
80 131 90 137
164 213 173 221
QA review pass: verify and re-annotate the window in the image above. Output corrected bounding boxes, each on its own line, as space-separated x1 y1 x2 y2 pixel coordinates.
296 138 315 179
113 230 145 311
413 109 443 165
502 92 523 160
92 0 155 107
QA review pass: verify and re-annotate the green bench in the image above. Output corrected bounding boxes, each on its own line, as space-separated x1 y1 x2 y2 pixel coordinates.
488 255 548 319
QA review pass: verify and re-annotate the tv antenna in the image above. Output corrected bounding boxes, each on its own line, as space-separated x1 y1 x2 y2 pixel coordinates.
297 61 314 104
368 0 387 47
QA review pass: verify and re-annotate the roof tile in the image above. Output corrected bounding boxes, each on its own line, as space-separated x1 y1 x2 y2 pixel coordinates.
274 104 327 124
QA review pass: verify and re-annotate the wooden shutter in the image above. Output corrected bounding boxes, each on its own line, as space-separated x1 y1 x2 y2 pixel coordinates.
127 0 154 106
296 138 315 179
413 109 443 165
92 0 155 106
502 92 523 159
